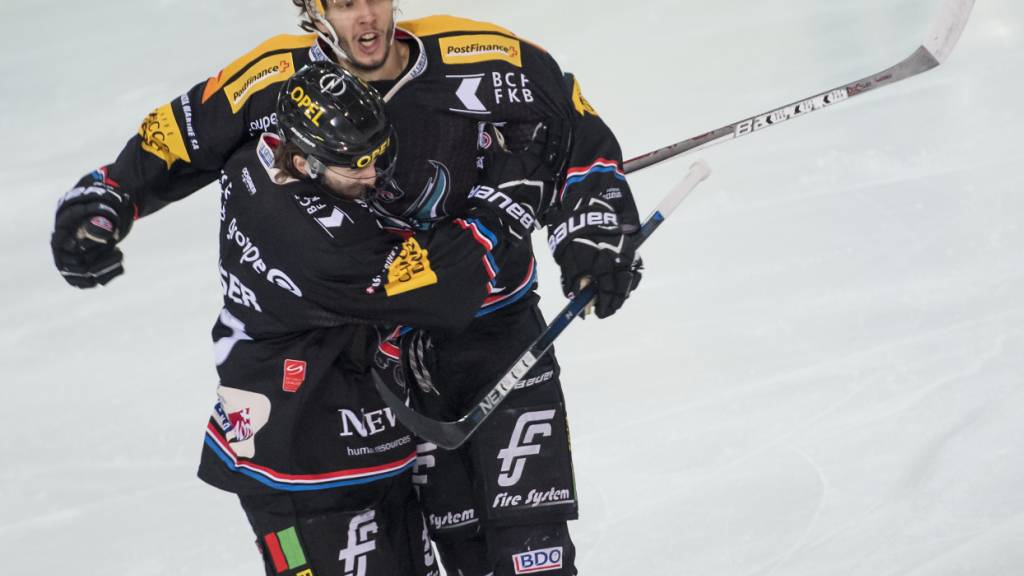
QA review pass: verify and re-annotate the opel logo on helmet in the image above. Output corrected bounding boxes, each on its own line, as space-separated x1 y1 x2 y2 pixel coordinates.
320 73 348 97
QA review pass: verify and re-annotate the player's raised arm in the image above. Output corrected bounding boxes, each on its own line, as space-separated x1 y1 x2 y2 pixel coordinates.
51 34 320 288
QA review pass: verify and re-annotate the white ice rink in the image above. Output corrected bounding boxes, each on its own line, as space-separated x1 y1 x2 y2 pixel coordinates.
2 1 1022 574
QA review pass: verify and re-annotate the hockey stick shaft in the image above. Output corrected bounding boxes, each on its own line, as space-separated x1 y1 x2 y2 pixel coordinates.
621 0 974 175
375 162 712 449
374 0 976 449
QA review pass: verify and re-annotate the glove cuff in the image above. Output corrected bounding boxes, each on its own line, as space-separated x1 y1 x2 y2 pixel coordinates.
547 206 622 258
58 175 136 240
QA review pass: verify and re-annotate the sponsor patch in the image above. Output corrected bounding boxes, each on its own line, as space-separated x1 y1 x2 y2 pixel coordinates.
263 526 308 574
220 265 262 312
282 359 307 393
180 93 200 151
428 509 478 530
257 137 277 169
384 238 438 297
338 407 398 438
213 400 231 432
89 216 114 233
138 102 191 168
513 547 563 574
339 511 378 576
286 85 327 126
250 113 278 136
224 53 295 113
498 410 555 487
571 77 598 117
440 34 522 67
228 408 255 442
355 136 393 169
226 217 304 297
215 386 271 458
241 167 258 195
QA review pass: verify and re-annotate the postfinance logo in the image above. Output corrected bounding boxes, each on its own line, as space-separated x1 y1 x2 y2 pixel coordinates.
225 53 296 113
440 34 523 67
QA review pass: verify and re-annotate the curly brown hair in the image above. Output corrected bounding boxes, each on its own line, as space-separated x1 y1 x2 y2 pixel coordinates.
290 0 316 33
272 137 309 182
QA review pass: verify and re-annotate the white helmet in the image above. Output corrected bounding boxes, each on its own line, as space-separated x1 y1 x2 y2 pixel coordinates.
301 0 398 64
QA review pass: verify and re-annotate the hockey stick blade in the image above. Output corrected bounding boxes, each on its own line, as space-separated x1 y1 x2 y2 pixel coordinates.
374 162 712 449
622 0 975 174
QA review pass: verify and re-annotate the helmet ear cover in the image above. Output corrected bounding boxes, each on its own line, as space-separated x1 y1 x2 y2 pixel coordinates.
305 154 327 179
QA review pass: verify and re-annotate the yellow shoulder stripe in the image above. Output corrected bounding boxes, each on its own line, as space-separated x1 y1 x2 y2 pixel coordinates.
398 15 517 39
202 34 316 103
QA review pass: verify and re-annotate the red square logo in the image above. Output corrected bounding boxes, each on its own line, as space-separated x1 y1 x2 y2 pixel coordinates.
282 359 307 393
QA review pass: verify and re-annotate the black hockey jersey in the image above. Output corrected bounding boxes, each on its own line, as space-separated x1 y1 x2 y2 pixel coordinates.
199 133 504 497
78 15 640 315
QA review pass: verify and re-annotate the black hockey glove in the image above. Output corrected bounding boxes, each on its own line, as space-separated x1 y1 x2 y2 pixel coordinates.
465 123 557 242
51 178 134 288
548 198 644 319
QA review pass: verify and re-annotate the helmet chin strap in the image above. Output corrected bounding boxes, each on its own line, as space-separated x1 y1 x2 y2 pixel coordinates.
303 0 397 65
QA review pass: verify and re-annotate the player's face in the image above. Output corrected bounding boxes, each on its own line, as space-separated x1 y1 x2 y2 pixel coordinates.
321 162 378 200
323 0 396 72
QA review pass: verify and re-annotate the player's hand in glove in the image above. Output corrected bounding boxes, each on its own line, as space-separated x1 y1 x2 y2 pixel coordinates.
558 231 643 319
51 177 135 288
548 194 643 319
465 123 559 242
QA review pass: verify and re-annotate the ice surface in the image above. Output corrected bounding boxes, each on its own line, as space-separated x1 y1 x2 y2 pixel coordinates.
2 0 1022 574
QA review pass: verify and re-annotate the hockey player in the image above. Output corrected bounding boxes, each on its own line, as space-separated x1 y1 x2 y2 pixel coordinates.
199 62 552 575
49 2 644 574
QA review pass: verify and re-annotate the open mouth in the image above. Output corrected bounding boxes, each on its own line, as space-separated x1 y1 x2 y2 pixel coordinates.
356 32 381 53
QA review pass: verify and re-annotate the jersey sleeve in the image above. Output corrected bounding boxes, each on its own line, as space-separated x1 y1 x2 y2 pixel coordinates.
555 72 640 226
293 214 503 335
500 39 642 239
78 35 315 218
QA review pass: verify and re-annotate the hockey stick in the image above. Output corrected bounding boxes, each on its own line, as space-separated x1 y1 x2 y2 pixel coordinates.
373 0 975 448
622 0 975 174
374 161 713 449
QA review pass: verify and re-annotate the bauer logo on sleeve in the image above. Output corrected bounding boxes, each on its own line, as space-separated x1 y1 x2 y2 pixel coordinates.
440 34 523 67
385 238 438 296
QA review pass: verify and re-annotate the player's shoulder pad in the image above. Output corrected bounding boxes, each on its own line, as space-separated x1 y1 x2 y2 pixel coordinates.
399 15 548 67
200 34 317 113
563 72 601 118
398 15 517 38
